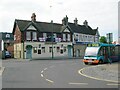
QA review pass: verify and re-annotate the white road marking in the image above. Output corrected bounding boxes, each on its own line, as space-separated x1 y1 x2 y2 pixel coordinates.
41 74 43 77
44 68 47 70
46 79 54 83
69 82 88 85
41 66 54 83
41 70 43 73
78 66 119 83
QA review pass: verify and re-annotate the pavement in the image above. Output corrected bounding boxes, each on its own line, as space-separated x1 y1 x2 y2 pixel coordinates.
79 62 119 83
0 67 5 76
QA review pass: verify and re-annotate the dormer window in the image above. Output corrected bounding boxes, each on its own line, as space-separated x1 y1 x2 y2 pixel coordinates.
26 32 31 40
67 34 70 41
63 34 66 41
26 31 37 41
32 32 37 40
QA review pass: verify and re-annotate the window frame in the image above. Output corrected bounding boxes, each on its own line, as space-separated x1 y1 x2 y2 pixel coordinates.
26 31 31 40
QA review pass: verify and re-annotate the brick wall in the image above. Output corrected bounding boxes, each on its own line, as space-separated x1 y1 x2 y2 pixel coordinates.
14 25 22 43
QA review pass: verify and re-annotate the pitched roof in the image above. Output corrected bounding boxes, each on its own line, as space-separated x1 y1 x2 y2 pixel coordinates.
13 19 98 35
35 21 62 33
68 23 97 35
13 19 62 33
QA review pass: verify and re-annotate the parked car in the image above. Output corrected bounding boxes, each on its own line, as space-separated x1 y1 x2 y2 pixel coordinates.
5 51 11 58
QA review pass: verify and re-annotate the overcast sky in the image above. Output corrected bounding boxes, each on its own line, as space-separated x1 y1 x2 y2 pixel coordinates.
0 0 119 41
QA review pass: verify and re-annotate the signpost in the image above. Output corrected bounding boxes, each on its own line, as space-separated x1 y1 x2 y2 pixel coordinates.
106 33 113 44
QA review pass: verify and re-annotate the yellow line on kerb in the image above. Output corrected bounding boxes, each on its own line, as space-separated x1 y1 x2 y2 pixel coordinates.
78 65 119 83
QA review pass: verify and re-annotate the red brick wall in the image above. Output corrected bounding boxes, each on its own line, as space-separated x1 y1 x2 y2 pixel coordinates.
14 25 22 43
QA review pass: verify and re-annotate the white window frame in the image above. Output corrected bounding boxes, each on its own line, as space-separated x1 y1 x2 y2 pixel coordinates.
54 33 56 38
67 34 70 41
26 32 31 40
63 34 66 41
43 33 47 38
32 32 37 40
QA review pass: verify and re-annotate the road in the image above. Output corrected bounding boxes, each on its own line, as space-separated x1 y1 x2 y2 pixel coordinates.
2 59 119 88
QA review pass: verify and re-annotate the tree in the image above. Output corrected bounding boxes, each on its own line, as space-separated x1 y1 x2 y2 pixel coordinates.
99 36 107 43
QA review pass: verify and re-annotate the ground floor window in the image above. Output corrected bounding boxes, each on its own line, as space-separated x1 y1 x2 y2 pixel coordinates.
60 49 63 54
64 47 67 52
33 47 37 53
57 47 60 52
49 47 52 53
42 47 45 53
38 49 41 54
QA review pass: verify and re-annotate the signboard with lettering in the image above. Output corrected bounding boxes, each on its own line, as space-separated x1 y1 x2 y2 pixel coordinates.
88 43 100 47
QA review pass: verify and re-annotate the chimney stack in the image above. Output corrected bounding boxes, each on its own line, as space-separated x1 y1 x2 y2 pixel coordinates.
74 18 78 25
83 20 88 27
62 17 66 25
62 15 68 26
31 13 36 22
96 27 98 30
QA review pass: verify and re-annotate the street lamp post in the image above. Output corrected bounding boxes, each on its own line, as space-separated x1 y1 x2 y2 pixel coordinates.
50 0 54 59
51 20 54 59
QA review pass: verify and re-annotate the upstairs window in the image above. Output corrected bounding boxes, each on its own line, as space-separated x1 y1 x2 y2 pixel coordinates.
67 34 70 41
63 34 66 41
26 32 31 40
43 33 46 38
54 34 57 38
26 31 37 41
32 32 37 40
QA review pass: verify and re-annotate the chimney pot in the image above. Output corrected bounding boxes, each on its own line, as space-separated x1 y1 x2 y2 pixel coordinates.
31 13 36 22
83 20 88 27
74 18 78 25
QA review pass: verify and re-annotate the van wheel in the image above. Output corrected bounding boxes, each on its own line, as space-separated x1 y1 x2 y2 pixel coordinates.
84 62 88 65
99 60 103 64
